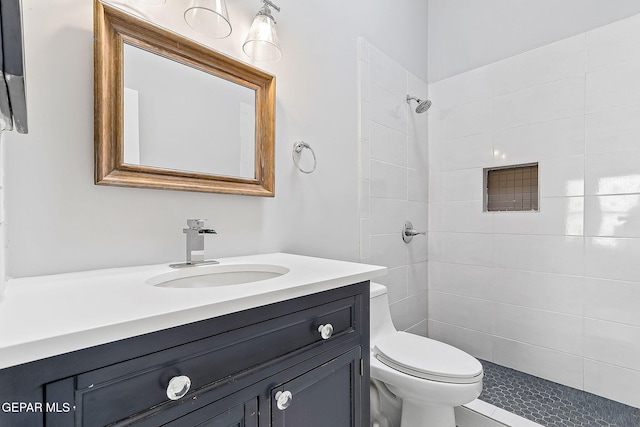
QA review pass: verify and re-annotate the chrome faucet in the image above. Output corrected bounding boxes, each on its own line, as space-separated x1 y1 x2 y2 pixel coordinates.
169 219 219 268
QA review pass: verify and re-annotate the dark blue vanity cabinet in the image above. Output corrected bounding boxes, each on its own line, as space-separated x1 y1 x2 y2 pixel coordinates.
0 282 369 426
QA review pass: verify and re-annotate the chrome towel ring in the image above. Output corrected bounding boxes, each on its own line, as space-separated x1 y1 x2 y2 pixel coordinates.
292 141 317 174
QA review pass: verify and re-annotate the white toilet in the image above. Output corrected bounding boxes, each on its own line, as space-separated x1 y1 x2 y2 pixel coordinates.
369 282 483 427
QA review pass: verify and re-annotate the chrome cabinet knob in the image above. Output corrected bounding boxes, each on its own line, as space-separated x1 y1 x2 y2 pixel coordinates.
318 323 334 340
275 390 293 410
166 375 191 400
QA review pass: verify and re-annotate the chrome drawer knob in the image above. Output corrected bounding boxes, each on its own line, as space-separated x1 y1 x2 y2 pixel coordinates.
318 323 334 340
167 375 191 400
275 390 293 410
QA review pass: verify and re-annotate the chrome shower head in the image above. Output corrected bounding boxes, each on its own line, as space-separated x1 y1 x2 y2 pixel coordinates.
406 95 432 113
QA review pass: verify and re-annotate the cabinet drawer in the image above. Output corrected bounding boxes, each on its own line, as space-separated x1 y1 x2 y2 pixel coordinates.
67 294 362 426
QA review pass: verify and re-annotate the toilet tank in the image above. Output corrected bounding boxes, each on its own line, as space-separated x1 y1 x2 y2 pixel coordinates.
370 282 398 346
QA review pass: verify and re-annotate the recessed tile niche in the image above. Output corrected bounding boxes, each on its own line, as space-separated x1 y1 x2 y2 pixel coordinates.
484 164 539 212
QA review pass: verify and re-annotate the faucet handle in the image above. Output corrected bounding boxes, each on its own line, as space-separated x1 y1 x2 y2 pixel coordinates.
402 220 426 243
186 219 207 229
184 219 217 235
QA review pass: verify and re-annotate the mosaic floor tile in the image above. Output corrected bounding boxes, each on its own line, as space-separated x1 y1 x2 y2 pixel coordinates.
479 360 640 427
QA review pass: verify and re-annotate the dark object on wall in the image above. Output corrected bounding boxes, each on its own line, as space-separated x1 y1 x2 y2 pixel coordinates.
484 163 539 212
0 0 27 133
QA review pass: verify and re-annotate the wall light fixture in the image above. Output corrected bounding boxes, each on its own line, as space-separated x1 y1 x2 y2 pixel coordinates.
242 0 281 62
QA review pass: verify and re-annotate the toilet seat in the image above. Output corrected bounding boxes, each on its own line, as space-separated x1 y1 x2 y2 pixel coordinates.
374 332 483 384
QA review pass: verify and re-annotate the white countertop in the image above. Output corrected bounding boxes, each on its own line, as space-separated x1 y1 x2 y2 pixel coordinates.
0 253 386 370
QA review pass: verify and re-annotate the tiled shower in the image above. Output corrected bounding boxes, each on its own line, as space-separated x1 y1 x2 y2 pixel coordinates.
358 38 429 336
428 13 640 410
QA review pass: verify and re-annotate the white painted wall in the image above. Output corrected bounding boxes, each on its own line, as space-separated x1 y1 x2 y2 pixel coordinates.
1 0 427 278
428 14 640 408
358 39 429 335
428 0 640 82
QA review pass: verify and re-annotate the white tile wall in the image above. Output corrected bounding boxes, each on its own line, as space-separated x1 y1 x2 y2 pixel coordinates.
585 237 640 283
491 197 584 236
430 98 492 142
493 269 584 315
493 117 584 167
405 320 428 337
407 168 428 202
430 133 493 172
429 65 494 111
538 156 585 198
584 360 640 408
428 291 493 333
370 85 408 133
358 38 428 335
586 59 640 113
428 232 493 266
492 304 583 356
429 320 493 361
585 104 640 154
428 14 640 409
587 14 640 71
429 168 484 202
585 149 640 195
493 75 585 131
370 122 407 167
584 195 640 238
492 234 584 276
584 319 640 371
584 277 640 326
369 47 406 98
492 338 584 390
428 262 493 299
370 161 407 200
429 201 492 234
491 35 586 97
390 290 427 332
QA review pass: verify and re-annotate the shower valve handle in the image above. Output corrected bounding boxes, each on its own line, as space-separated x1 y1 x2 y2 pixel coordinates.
402 221 426 243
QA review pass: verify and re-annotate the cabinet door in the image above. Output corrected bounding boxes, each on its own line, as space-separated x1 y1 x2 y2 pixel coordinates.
163 397 258 427
270 348 362 427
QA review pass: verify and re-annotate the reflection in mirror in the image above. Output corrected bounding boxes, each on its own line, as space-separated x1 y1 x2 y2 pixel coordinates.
94 0 276 196
123 44 256 179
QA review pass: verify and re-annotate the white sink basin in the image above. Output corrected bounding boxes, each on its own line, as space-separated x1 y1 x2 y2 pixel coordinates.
148 264 290 288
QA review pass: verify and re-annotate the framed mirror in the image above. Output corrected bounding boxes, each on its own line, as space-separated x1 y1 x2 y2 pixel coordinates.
94 0 275 196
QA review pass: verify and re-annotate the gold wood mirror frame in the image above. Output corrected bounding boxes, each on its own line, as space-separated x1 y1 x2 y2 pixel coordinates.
94 0 275 196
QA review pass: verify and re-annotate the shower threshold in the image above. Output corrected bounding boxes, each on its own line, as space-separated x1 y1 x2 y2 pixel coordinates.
457 360 640 427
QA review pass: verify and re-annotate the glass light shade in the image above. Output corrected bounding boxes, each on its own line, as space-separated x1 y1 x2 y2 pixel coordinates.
184 0 232 39
132 0 165 5
242 14 281 62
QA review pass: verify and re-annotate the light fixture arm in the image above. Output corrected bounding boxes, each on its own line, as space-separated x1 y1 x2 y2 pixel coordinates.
262 0 280 13
257 0 280 23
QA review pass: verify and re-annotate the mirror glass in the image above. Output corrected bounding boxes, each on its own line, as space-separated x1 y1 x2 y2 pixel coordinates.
123 43 256 179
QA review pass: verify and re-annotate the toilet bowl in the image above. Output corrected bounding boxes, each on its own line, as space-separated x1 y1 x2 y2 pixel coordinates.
369 282 483 427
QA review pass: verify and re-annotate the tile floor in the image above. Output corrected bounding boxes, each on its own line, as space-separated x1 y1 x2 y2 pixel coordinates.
479 360 640 426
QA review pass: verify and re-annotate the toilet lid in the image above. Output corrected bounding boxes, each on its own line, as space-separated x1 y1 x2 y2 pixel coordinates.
374 332 483 384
